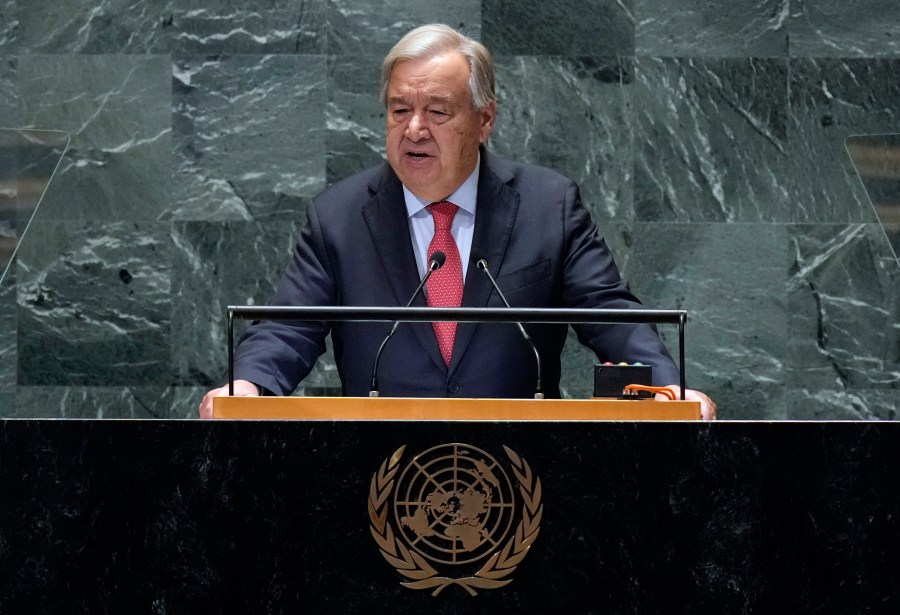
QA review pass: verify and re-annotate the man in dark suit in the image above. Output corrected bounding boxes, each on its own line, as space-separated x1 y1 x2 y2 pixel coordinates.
200 24 716 419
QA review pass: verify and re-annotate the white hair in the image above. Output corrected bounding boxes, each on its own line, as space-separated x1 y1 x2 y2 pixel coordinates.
380 23 496 111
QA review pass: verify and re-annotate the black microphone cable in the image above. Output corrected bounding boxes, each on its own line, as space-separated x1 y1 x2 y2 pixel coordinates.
471 251 544 399
369 251 446 397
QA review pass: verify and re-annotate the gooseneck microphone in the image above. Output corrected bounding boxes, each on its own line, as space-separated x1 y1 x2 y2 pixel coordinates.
369 251 446 397
471 251 544 399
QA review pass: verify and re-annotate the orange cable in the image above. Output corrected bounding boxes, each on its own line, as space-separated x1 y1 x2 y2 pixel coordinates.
623 384 676 400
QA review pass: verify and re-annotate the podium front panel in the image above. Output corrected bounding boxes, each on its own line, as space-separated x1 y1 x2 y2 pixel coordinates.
1 419 898 613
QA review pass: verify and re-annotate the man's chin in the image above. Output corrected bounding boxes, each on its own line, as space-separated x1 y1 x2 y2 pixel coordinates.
394 169 444 201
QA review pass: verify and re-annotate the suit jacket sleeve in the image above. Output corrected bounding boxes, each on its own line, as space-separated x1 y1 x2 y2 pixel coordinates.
232 201 336 395
558 181 681 386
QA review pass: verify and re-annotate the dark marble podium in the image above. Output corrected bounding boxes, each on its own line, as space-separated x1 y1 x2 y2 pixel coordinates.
1 419 898 614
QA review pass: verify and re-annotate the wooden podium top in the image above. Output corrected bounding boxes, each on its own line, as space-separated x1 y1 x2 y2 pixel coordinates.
213 396 701 421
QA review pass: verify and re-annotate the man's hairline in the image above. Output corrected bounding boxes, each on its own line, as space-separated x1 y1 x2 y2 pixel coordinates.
382 49 490 113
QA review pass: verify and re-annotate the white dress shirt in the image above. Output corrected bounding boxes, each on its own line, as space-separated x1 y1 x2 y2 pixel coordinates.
403 157 479 281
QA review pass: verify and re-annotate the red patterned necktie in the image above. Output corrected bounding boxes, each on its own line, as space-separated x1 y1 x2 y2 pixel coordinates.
426 201 463 366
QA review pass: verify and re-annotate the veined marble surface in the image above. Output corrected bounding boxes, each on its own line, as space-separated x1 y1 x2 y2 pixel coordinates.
16 0 174 53
633 57 791 222
16 221 171 386
789 0 900 57
171 54 326 221
492 56 634 221
173 1 324 54
1 0 898 418
0 0 17 56
788 58 899 223
483 0 634 55
635 0 790 57
0 58 16 128
18 55 172 222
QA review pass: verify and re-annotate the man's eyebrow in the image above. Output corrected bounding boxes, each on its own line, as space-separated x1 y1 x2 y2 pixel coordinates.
425 94 454 105
387 94 455 106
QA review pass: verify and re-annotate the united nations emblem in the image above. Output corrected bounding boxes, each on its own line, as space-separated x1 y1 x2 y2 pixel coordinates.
368 443 542 596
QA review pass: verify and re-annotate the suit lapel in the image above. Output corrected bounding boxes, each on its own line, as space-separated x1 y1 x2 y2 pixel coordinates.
361 168 419 306
449 152 519 373
362 165 447 372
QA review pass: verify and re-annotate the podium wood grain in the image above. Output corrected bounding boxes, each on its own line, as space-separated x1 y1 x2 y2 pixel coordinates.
213 396 701 420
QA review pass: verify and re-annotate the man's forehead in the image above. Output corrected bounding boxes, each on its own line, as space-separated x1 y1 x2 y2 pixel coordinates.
387 91 456 105
390 52 469 82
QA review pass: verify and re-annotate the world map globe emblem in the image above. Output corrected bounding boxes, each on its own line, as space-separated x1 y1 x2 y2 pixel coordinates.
393 443 517 565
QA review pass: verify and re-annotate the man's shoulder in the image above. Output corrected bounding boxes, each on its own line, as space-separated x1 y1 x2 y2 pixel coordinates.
314 161 396 207
484 150 572 188
482 154 575 208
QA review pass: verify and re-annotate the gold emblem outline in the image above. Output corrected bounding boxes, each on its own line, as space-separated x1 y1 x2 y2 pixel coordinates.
368 444 543 596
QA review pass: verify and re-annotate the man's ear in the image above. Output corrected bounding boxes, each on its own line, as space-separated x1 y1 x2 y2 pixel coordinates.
479 100 497 143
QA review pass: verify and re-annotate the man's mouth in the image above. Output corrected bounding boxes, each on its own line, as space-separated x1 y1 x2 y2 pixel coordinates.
407 151 432 158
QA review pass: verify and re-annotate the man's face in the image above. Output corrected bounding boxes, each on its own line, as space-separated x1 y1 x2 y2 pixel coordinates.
385 51 496 203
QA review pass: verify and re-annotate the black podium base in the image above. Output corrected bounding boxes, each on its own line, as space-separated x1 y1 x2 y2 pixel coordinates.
1 419 898 613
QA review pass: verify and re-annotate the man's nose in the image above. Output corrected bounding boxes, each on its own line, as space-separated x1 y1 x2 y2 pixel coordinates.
406 111 429 141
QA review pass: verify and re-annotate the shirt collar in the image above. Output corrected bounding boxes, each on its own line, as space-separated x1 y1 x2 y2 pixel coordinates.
403 154 480 218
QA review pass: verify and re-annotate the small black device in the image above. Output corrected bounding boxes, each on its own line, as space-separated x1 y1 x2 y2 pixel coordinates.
593 363 653 398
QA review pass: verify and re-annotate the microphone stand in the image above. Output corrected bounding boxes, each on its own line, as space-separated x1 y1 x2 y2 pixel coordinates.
369 251 446 397
473 256 544 399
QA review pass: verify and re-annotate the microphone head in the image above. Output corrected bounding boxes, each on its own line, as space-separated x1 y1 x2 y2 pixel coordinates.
470 249 489 270
429 251 446 270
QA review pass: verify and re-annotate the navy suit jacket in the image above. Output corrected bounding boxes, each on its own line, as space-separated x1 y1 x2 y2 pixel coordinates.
234 150 680 398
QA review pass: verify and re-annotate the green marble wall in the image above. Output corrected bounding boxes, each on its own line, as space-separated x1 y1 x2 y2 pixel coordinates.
1 0 898 418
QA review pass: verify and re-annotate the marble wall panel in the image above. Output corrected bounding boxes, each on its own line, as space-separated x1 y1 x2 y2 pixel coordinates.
491 56 633 221
173 0 326 54
325 0 481 56
169 220 302 386
789 0 900 58
1 0 898 418
171 54 326 221
324 54 384 185
482 0 634 55
557 221 785 408
0 54 19 407
0 272 15 406
9 385 206 418
784 389 898 420
168 219 341 401
0 58 17 125
0 0 16 56
634 0 789 57
633 57 791 222
787 58 900 223
624 222 789 419
16 220 172 386
634 0 900 58
16 0 174 54
17 55 172 222
557 221 653 399
787 223 899 412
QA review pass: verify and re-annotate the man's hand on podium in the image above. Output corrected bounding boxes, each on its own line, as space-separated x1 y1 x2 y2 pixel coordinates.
657 386 717 421
197 381 716 420
198 379 259 419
